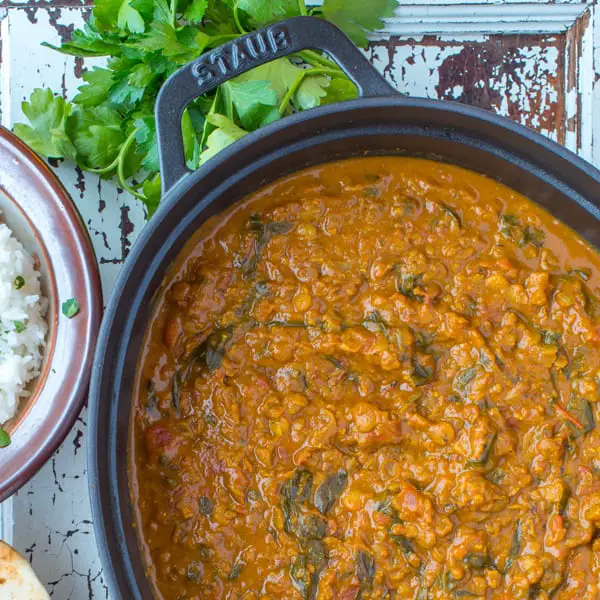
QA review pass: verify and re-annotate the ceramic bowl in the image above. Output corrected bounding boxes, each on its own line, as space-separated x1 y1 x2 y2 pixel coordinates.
0 126 102 500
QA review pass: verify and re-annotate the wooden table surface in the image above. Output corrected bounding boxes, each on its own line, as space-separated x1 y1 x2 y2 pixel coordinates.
0 0 599 597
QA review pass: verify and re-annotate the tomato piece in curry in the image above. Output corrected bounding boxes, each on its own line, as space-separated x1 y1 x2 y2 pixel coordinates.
131 157 600 600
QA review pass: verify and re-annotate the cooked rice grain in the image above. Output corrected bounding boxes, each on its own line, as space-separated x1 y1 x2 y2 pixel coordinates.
0 221 47 423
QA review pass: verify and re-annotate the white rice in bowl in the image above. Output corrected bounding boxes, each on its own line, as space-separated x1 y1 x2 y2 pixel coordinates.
0 217 47 424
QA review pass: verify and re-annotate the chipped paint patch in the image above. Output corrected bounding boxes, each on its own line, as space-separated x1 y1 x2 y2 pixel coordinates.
370 39 466 96
565 7 597 160
371 34 564 142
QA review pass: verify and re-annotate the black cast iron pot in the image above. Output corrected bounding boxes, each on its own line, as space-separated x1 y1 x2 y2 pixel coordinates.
88 16 600 599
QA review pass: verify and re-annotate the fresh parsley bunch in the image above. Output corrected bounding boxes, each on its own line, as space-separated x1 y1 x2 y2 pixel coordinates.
14 0 397 216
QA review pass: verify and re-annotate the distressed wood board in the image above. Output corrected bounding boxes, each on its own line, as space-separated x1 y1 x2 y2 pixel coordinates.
0 1 599 597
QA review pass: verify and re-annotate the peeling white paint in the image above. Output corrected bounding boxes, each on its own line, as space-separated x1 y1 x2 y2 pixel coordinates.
450 84 465 99
577 8 594 163
371 43 467 97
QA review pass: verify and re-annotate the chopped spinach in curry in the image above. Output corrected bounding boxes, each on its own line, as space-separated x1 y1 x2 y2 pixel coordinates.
132 158 600 600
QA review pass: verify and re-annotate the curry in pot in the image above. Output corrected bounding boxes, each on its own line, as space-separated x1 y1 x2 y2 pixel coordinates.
132 157 600 600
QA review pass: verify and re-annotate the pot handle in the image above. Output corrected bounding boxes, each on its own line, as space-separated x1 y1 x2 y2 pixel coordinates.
156 15 396 193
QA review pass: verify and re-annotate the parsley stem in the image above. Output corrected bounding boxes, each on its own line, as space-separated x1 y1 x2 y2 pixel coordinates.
84 155 119 175
221 84 234 121
298 0 308 16
201 90 221 148
233 5 247 34
170 0 178 26
309 67 343 77
298 50 342 72
279 72 305 114
117 129 147 201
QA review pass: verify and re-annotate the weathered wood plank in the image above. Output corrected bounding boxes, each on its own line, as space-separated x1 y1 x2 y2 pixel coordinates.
0 4 598 598
0 8 139 599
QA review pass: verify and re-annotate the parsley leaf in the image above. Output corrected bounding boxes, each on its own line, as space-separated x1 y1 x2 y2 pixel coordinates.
321 77 358 104
108 73 146 109
94 0 146 33
128 0 173 25
295 74 330 110
118 1 146 33
66 106 125 169
225 80 278 130
236 58 300 101
74 68 114 107
182 108 202 169
201 114 247 164
14 89 76 159
142 173 162 217
128 63 156 88
321 0 398 48
41 20 121 57
237 0 300 26
134 116 160 171
14 0 396 218
138 22 209 62
93 0 126 32
185 0 209 23
62 298 80 318
0 428 10 449
201 2 237 35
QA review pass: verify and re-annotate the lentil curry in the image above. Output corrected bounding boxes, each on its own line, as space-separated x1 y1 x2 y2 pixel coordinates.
131 157 600 600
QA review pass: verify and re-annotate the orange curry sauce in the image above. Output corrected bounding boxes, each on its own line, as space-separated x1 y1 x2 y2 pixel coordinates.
131 158 600 600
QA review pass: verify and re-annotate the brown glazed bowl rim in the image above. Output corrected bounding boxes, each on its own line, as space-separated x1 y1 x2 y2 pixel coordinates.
0 126 102 501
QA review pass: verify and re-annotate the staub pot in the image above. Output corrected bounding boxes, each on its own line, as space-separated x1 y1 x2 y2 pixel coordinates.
88 16 600 599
